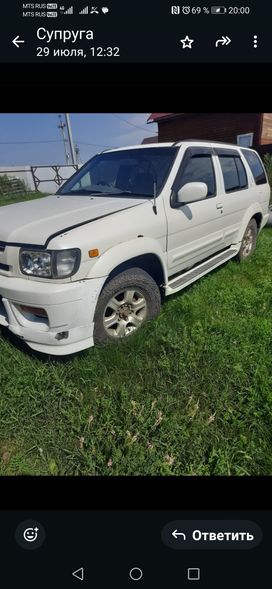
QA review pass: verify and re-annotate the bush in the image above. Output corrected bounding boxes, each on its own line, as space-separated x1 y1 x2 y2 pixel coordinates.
0 174 27 197
263 154 272 204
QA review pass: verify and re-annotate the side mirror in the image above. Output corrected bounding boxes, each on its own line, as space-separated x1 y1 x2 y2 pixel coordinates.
176 182 208 204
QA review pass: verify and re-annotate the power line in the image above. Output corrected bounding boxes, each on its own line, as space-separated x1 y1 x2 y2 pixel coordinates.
0 140 115 148
78 141 116 148
113 114 158 134
0 140 63 145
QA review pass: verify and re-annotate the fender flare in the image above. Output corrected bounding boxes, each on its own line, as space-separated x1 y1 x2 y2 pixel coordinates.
86 237 168 284
233 205 263 244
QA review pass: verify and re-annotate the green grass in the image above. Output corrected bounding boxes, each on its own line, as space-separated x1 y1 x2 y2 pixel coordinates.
0 195 272 475
0 191 47 207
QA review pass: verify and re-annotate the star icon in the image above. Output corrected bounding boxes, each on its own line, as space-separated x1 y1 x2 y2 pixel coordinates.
180 35 194 49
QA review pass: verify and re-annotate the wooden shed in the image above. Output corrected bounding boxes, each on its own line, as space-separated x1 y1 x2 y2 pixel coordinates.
147 113 272 155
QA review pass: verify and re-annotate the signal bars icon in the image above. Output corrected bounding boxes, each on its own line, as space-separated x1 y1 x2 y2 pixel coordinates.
79 6 88 13
60 5 73 12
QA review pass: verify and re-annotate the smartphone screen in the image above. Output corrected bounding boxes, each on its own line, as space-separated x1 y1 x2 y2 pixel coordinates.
0 2 271 588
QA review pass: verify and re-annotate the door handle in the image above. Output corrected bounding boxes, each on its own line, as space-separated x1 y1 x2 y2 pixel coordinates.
216 204 223 210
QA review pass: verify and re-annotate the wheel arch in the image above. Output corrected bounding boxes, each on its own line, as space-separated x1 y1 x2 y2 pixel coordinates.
251 212 263 231
86 237 168 289
235 207 263 243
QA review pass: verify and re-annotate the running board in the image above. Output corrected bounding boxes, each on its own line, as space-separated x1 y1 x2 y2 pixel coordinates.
164 248 238 295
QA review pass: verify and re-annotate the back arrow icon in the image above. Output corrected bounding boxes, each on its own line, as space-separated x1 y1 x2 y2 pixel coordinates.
215 36 231 47
72 568 84 581
12 36 25 48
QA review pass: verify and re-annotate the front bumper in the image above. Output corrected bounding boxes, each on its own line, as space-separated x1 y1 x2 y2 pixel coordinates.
0 275 105 355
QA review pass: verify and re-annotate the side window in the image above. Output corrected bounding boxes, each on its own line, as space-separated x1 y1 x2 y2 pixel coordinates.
235 157 248 188
178 155 216 197
241 150 267 185
219 156 248 193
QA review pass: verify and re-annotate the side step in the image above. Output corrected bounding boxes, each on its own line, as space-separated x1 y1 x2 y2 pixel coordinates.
164 247 238 296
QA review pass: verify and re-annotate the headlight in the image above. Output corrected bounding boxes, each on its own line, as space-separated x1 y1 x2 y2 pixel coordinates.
19 249 81 279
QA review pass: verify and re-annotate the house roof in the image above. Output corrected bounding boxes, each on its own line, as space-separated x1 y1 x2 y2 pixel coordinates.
141 136 158 144
147 113 184 123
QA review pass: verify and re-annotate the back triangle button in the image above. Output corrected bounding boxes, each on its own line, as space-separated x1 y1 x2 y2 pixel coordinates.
72 567 84 581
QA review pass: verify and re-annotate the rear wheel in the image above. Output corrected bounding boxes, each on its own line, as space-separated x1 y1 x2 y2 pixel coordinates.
93 268 161 345
237 219 258 262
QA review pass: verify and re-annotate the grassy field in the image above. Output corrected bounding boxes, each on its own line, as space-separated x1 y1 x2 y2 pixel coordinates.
0 192 272 475
0 191 47 207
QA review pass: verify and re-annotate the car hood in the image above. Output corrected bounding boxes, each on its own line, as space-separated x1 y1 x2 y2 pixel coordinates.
0 194 146 247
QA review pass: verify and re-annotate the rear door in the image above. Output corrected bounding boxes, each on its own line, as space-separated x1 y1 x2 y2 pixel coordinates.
213 147 253 246
166 146 225 275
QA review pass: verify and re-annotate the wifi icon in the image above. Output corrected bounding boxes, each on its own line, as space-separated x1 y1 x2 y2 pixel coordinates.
79 6 88 13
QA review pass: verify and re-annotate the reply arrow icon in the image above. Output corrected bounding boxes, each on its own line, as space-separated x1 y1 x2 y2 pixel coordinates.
172 529 187 540
12 35 25 48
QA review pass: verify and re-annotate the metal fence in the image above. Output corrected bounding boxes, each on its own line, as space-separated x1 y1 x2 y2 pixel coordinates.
31 164 79 192
0 164 80 194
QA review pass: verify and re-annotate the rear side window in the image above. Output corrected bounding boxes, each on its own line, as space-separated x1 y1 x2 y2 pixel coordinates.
241 150 267 185
179 155 216 197
219 156 248 193
235 158 248 188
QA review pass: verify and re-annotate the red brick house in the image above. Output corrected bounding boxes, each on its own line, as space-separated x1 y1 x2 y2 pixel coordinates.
147 113 272 156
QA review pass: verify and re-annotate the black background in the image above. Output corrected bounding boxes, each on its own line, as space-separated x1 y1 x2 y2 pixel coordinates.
0 476 271 509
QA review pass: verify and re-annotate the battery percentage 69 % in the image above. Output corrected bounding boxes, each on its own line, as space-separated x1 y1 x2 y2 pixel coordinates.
181 6 210 14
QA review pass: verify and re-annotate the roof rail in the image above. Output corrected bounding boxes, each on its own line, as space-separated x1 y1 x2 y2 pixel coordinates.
172 139 241 147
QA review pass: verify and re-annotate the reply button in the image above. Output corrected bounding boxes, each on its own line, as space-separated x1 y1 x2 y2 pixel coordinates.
161 520 262 550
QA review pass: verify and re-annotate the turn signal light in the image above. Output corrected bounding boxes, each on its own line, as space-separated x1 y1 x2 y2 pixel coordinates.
88 249 99 258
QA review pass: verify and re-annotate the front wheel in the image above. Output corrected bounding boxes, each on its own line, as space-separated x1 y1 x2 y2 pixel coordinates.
237 219 258 262
93 268 161 345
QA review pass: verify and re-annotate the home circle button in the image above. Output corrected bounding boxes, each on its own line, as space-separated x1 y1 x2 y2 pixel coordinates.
129 567 143 582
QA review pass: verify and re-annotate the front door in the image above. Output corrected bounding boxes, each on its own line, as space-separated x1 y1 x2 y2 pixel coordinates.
166 147 225 276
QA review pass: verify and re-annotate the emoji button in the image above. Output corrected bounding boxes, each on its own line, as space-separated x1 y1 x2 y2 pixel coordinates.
15 520 46 550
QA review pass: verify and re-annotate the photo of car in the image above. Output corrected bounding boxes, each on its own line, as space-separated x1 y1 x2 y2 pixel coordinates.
0 141 269 355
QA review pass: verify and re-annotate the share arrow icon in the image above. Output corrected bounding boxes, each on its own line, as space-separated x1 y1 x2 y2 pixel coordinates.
215 35 231 47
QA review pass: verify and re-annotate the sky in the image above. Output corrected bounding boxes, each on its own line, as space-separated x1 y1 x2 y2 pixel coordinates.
0 113 158 167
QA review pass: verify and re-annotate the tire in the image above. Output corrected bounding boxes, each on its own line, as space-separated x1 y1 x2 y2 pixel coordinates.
93 268 161 345
236 218 258 262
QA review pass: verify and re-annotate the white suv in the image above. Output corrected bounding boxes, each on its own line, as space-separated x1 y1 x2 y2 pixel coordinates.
0 141 270 355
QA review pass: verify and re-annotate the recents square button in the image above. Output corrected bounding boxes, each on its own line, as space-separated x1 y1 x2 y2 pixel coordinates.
188 568 200 581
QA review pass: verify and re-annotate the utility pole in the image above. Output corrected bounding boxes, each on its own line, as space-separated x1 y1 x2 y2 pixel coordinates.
65 113 76 165
75 143 82 166
58 115 70 165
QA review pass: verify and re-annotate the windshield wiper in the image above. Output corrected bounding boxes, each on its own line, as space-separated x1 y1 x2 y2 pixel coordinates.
60 189 106 195
60 189 154 197
111 191 154 197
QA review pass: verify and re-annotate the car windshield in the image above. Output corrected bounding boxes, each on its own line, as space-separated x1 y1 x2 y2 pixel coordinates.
58 147 178 197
